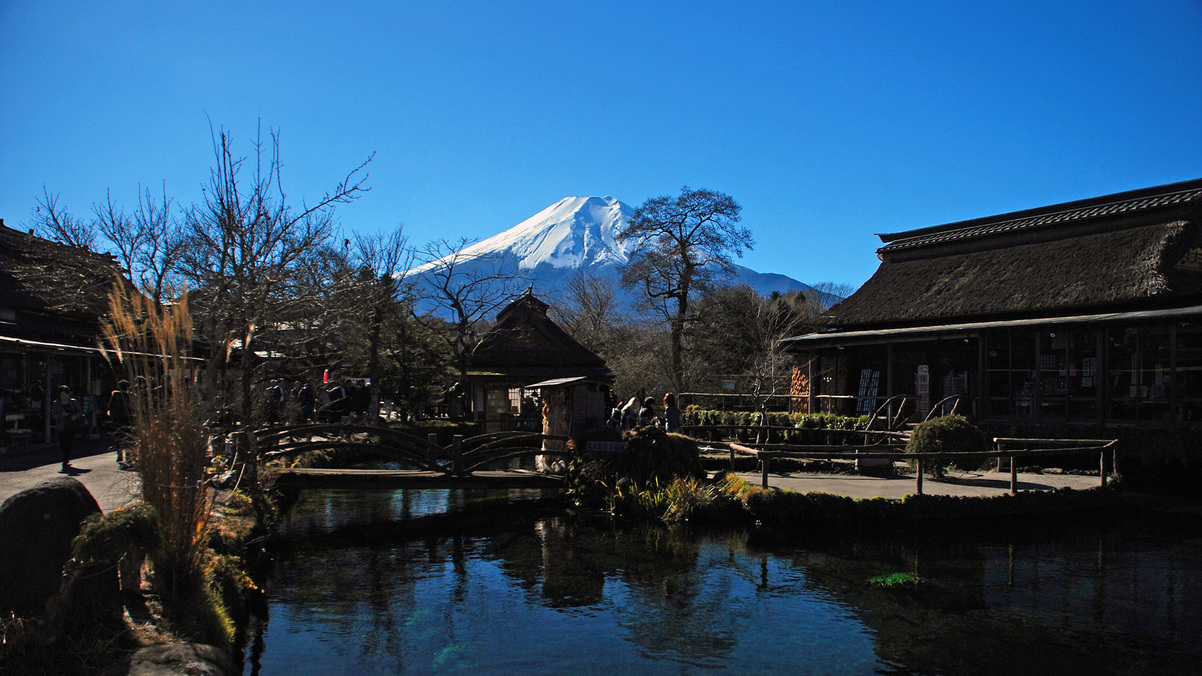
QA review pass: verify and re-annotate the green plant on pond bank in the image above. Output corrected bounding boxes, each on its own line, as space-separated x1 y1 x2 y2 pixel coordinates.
867 572 926 589
905 415 989 478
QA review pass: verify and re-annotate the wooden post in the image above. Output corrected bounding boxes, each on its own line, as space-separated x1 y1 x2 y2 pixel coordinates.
1010 456 1017 495
427 433 439 467
728 444 735 471
1100 449 1106 487
760 453 770 488
452 434 463 474
916 458 923 495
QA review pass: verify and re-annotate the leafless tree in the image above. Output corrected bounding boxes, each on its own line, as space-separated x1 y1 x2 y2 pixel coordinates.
553 271 625 355
617 186 751 390
180 123 372 425
30 187 97 249
348 226 415 419
413 237 528 413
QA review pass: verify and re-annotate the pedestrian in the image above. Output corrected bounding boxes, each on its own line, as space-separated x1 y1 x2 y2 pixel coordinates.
107 379 133 466
637 397 657 428
663 393 681 433
620 396 640 429
51 385 84 473
607 396 623 429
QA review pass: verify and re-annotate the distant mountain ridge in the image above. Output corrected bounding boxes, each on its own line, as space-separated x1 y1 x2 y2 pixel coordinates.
410 196 816 310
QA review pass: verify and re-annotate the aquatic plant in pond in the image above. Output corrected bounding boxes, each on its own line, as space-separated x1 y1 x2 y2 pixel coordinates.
866 572 925 589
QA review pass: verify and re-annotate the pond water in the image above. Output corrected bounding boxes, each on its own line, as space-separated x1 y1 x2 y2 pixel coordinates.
243 489 1202 675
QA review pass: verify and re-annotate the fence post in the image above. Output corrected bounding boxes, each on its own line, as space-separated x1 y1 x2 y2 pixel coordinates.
760 453 770 488
1100 449 1106 488
452 435 463 474
1010 456 1017 495
427 433 439 468
729 444 735 471
915 458 923 495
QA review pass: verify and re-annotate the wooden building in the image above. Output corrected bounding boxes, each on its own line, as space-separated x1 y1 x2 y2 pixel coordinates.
787 178 1202 429
465 290 613 434
0 221 126 442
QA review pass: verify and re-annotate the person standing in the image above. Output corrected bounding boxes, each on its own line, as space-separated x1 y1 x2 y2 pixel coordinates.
663 393 681 433
637 397 657 428
51 385 84 473
106 380 133 466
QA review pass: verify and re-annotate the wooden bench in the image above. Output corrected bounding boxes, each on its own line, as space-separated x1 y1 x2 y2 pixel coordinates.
4 413 32 451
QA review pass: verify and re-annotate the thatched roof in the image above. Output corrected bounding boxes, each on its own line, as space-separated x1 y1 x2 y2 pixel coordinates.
822 179 1202 329
0 223 124 342
468 290 612 383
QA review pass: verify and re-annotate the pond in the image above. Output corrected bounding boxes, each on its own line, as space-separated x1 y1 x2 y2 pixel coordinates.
243 489 1202 675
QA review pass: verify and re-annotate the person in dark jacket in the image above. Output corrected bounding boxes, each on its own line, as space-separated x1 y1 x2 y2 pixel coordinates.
51 385 84 473
637 397 657 428
663 393 681 433
107 380 133 466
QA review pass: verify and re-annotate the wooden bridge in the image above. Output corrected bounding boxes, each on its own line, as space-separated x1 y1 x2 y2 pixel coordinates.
243 424 571 492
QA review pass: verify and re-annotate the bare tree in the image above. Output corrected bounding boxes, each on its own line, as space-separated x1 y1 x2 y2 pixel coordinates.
413 238 528 414
553 271 625 355
180 123 372 425
617 186 750 390
29 187 97 249
348 226 415 420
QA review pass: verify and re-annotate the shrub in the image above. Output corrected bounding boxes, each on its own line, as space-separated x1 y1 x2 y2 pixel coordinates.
71 502 160 567
905 415 988 476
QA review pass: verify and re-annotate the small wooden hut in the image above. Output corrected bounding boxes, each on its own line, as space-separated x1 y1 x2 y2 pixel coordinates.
465 290 613 435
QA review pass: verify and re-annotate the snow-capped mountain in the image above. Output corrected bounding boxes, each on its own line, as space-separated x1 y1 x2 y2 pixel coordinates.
409 196 815 310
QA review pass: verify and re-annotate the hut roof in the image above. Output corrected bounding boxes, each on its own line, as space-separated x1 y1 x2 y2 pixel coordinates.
0 223 125 342
821 178 1202 329
468 290 612 382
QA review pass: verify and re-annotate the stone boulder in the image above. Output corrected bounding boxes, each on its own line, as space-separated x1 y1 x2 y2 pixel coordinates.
126 643 238 676
0 477 102 617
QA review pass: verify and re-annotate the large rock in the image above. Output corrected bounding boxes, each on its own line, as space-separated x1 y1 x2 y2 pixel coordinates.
0 477 102 617
126 643 238 676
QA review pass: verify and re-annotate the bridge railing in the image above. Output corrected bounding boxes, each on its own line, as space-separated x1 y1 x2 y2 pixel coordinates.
244 424 572 477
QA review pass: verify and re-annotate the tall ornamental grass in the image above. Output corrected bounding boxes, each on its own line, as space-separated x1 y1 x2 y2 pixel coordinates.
99 283 212 591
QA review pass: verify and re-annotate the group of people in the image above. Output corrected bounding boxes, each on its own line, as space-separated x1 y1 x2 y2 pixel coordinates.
608 393 681 433
264 378 374 424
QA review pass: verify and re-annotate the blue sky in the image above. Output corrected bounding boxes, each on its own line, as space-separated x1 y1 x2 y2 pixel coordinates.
2 1 1200 288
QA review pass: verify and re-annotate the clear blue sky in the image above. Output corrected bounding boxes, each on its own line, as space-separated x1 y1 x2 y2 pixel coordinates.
2 1 1200 288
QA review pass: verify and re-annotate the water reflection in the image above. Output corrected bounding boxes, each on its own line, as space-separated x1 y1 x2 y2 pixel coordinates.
249 490 1202 675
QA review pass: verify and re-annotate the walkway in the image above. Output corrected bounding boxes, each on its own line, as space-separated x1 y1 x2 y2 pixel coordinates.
0 439 140 513
732 467 1102 499
1 441 1105 515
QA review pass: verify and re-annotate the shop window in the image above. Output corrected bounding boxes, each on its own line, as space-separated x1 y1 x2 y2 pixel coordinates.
1108 328 1173 422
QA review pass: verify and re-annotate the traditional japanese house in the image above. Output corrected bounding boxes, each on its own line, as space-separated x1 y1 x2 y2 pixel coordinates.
787 178 1202 434
465 290 613 435
0 220 126 442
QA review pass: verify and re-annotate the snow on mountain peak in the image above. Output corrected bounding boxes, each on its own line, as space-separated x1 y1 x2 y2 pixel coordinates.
413 196 635 273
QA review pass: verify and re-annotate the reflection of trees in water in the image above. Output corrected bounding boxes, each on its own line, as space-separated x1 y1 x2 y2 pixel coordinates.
488 518 750 664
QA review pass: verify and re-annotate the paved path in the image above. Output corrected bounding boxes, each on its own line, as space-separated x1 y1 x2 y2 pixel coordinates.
733 467 1104 499
0 438 141 513
2 440 1105 514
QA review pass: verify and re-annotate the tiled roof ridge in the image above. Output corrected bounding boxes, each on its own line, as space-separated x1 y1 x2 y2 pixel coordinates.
879 186 1202 254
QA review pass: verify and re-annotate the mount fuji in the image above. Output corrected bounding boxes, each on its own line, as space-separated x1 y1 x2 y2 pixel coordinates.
409 196 815 310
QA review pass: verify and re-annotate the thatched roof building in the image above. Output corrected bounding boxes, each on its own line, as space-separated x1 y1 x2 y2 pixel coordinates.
786 178 1202 430
464 290 612 433
823 179 1202 329
0 220 128 441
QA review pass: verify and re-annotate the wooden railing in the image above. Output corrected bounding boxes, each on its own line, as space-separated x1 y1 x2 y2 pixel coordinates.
721 437 1118 496
244 423 570 477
